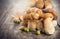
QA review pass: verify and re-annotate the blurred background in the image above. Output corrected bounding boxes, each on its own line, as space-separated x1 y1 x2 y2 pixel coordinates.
0 0 60 39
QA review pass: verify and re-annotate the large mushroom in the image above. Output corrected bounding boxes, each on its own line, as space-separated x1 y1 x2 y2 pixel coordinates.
43 13 55 34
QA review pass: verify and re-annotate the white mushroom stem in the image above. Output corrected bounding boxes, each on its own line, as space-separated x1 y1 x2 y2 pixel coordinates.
44 18 55 34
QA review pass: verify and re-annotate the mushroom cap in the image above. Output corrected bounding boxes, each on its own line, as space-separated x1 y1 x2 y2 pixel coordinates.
31 13 40 20
44 13 54 19
36 0 44 9
43 8 58 17
43 8 58 19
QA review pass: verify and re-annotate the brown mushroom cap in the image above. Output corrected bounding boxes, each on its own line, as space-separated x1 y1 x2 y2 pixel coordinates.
44 13 54 19
43 8 58 19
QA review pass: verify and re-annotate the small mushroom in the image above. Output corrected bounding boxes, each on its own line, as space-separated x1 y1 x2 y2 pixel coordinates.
36 0 44 9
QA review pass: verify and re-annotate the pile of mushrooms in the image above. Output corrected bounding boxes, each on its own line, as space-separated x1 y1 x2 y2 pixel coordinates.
12 0 58 35
23 7 57 35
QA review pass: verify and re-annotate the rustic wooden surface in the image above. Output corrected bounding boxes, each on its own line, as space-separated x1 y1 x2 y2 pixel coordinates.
0 0 60 39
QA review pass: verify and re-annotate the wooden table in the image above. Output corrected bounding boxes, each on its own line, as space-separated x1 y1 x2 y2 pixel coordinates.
0 0 60 39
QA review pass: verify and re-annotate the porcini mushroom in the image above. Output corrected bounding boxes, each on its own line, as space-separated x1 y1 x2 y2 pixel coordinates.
44 13 55 34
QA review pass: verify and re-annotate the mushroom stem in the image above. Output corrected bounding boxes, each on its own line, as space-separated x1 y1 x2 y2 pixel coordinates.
44 18 55 34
